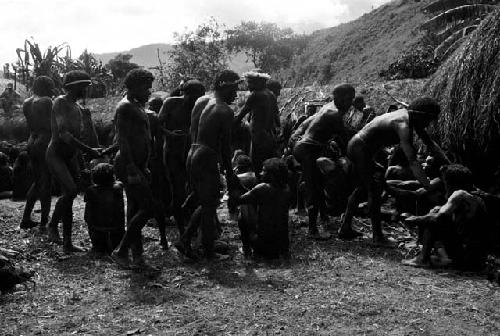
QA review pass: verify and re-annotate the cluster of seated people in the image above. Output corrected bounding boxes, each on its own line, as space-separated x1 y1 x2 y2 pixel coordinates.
7 67 499 274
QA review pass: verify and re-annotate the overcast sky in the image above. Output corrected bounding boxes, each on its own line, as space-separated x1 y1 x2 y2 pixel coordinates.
1 0 390 66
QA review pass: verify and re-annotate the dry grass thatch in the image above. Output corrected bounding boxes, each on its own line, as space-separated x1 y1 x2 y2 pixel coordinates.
425 9 500 185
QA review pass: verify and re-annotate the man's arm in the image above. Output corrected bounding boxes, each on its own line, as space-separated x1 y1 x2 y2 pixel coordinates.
53 99 98 156
220 108 235 177
415 127 451 165
397 123 432 190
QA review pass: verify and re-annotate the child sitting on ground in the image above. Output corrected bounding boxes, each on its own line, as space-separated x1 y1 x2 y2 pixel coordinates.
229 158 291 260
84 163 125 256
402 164 492 271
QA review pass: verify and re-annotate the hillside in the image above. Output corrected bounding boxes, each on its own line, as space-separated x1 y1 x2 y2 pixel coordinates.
95 43 252 74
287 0 433 85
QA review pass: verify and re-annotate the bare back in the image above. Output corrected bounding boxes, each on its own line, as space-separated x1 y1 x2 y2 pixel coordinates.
158 96 190 132
23 95 52 153
190 96 212 144
245 89 277 135
114 97 151 170
302 102 346 144
356 109 410 153
197 100 233 152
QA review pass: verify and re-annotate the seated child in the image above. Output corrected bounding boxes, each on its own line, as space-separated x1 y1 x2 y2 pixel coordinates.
402 164 492 271
84 163 125 256
229 158 291 260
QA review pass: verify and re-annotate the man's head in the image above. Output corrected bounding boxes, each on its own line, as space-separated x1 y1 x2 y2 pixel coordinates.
148 97 163 113
213 70 240 104
266 79 282 97
63 70 91 99
261 158 288 188
182 79 205 104
332 84 355 112
352 95 366 111
124 69 154 105
91 163 115 187
408 97 440 128
33 76 55 97
441 164 474 196
244 70 270 91
6 83 13 91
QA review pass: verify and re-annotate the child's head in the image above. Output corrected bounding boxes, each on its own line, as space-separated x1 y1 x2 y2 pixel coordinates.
235 154 253 174
261 158 288 188
91 163 115 187
441 164 473 195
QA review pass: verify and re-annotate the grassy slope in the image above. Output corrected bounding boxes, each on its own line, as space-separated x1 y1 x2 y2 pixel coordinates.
287 0 432 85
1 197 500 335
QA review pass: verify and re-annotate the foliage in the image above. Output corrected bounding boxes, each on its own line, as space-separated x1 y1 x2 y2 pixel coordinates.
105 53 139 84
163 17 228 90
225 21 308 74
380 44 440 80
421 1 499 60
425 9 500 187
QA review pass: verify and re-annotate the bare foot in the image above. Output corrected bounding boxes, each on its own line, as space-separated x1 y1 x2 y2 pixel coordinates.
111 251 131 269
402 256 431 268
63 244 86 253
47 228 62 245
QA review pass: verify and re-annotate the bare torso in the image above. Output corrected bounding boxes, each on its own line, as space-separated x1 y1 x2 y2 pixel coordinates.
190 96 212 144
302 102 346 144
49 96 84 158
158 96 191 132
245 89 277 135
197 100 233 152
114 97 151 170
23 95 52 156
356 109 410 153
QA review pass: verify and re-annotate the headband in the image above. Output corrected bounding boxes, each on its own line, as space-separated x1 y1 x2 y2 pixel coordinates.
65 79 92 87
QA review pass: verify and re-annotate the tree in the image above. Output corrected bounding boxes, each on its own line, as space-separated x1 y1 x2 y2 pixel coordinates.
421 0 500 60
164 17 228 90
105 53 139 83
226 21 307 73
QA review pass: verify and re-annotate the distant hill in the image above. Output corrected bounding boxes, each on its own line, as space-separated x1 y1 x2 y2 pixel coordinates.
286 0 433 85
95 43 253 74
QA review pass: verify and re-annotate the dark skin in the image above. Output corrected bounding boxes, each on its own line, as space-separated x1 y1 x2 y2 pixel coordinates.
21 91 53 230
179 87 238 259
112 81 170 267
158 92 204 234
146 110 169 249
293 92 353 238
230 167 290 259
235 78 280 174
46 84 100 252
339 108 450 243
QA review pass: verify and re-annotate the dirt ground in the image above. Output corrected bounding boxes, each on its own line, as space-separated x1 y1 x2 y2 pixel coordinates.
1 196 499 336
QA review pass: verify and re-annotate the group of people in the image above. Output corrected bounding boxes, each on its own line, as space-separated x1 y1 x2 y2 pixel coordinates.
13 66 496 271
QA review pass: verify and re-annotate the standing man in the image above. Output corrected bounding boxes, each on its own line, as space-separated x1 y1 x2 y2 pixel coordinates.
46 71 100 252
111 69 169 268
0 83 22 118
177 70 240 260
293 84 355 240
158 80 205 234
20 76 55 231
339 97 450 245
235 71 279 175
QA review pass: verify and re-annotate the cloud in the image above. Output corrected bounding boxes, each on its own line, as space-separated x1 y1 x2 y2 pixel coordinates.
0 0 390 65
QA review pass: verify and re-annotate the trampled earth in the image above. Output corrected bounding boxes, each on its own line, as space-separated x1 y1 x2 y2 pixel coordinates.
1 197 499 335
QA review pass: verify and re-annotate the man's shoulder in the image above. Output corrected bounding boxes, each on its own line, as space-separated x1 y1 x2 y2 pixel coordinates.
163 96 183 106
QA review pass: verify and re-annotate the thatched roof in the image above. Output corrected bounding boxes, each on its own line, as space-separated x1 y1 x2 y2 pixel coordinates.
425 9 500 185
